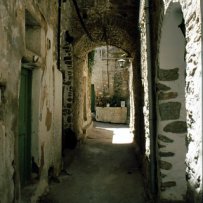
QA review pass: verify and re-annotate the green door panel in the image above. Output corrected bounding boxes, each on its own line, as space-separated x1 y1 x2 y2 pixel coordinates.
18 68 32 186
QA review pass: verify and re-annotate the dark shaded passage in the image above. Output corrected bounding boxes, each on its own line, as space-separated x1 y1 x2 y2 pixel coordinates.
40 122 147 203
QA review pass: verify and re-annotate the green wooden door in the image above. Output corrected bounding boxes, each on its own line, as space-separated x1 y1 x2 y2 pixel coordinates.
18 68 32 186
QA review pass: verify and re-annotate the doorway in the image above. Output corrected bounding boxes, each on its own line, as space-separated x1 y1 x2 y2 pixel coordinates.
18 68 32 186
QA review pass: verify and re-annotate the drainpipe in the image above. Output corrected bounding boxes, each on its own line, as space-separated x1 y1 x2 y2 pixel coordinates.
57 0 61 70
200 3 203 203
71 0 94 42
145 0 157 196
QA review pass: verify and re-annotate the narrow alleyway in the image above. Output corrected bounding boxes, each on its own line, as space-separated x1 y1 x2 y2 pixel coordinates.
40 122 147 203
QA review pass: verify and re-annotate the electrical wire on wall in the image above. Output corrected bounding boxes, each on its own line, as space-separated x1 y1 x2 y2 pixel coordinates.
71 0 94 42
57 0 61 69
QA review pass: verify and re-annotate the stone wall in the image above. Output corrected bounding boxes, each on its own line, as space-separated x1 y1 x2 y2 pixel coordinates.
60 1 94 139
0 1 62 202
157 3 187 200
140 0 202 202
61 43 74 130
139 1 156 197
182 0 202 202
139 0 151 159
60 0 74 133
92 46 119 102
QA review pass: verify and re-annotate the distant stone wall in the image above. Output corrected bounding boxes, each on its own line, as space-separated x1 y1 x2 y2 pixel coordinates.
91 46 130 108
91 47 118 100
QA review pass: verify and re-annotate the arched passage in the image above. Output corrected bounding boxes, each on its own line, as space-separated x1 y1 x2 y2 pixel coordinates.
70 24 144 159
157 2 187 201
90 46 130 124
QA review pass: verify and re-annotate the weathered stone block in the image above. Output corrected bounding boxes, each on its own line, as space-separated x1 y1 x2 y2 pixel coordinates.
159 151 175 157
158 142 166 148
67 103 72 108
65 60 72 65
158 92 178 100
161 181 176 188
64 56 71 61
156 83 171 91
158 134 174 143
161 173 167 178
160 160 172 170
64 81 71 85
159 102 181 120
95 107 127 123
158 68 179 81
163 121 187 133
63 109 68 113
67 116 72 122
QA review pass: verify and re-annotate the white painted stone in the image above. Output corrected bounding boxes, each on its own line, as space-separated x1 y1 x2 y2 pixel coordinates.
159 133 187 200
140 0 202 202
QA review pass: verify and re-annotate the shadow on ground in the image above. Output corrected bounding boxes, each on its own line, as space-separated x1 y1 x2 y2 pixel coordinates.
38 122 148 203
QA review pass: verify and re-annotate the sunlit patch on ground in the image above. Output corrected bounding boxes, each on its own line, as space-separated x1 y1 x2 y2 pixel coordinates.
95 123 134 144
112 128 134 144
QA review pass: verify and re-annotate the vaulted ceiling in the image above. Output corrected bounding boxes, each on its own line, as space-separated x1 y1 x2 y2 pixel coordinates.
69 0 140 44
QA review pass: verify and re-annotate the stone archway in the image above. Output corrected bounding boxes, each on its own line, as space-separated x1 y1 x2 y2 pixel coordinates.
157 2 187 201
71 24 143 155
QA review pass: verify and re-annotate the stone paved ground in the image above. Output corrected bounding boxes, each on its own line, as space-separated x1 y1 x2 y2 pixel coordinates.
39 122 148 203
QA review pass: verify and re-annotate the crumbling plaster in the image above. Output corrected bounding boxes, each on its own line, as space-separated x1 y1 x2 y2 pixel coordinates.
0 1 25 202
0 1 62 202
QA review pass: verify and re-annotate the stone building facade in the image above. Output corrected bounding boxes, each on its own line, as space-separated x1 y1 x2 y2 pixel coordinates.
0 1 62 202
91 46 130 108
